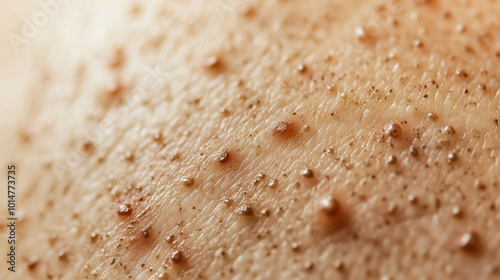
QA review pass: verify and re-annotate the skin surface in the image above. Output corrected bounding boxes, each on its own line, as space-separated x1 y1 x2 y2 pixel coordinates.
1 0 500 279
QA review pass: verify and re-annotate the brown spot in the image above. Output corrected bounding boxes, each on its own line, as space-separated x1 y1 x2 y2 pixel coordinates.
320 196 339 216
27 256 39 270
273 121 293 136
460 232 480 252
117 203 132 215
171 250 184 263
238 205 253 215
141 227 151 239
81 140 94 154
216 149 230 163
384 123 401 138
300 168 314 178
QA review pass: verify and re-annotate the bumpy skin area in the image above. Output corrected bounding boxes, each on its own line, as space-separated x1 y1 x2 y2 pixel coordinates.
1 0 500 279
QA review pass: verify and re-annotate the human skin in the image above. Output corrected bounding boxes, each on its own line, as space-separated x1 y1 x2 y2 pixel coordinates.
1 0 500 279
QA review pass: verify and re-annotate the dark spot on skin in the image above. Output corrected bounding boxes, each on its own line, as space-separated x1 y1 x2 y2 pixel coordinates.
297 64 307 72
81 140 94 153
141 227 150 238
27 256 39 270
238 205 253 215
460 232 480 252
216 149 230 163
117 203 132 215
447 153 458 163
273 121 293 136
387 155 397 164
300 168 314 178
410 147 419 156
171 250 184 263
320 196 339 216
384 123 401 138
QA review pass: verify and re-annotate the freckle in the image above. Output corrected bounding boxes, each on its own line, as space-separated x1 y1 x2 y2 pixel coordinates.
304 261 314 271
58 248 68 260
460 232 479 251
412 39 423 48
408 194 417 204
427 112 438 120
27 256 39 269
166 235 175 243
273 121 292 136
300 168 314 178
478 84 487 90
141 227 150 238
171 250 184 263
442 126 456 135
475 181 486 190
153 131 162 141
456 69 468 78
334 260 344 271
82 141 94 153
238 205 253 215
124 152 134 161
181 177 195 187
387 155 397 164
268 179 278 188
118 203 132 215
410 147 419 156
447 153 458 163
384 123 401 138
297 64 307 72
90 232 99 241
222 198 234 206
205 56 219 68
253 172 265 185
320 196 339 216
452 206 462 217
216 149 230 163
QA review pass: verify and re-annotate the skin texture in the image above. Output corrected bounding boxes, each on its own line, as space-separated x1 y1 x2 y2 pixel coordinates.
1 0 500 279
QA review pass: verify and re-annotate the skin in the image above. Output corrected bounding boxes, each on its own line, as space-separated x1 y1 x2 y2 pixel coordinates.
1 0 500 279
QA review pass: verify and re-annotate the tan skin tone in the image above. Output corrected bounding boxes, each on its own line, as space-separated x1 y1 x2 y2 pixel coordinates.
1 0 500 279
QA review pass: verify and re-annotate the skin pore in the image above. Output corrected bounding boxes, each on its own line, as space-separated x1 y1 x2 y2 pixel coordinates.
1 0 500 279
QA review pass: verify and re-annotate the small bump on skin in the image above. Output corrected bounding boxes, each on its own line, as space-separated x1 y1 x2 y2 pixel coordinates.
456 69 468 78
460 232 479 251
222 198 234 206
181 177 194 187
410 147 419 156
90 232 99 241
300 124 310 133
253 172 265 185
447 153 458 163
117 203 132 215
273 121 292 136
166 235 175 243
408 194 417 204
216 149 230 163
58 248 68 260
141 227 150 239
261 209 270 216
475 181 486 190
27 256 39 270
442 126 456 135
452 206 462 217
205 56 219 68
297 64 307 72
384 123 401 138
320 196 340 216
171 251 184 263
387 202 397 214
238 205 253 215
304 261 314 271
124 152 134 161
300 168 314 178
427 112 439 120
334 260 344 271
268 179 278 188
291 243 300 252
387 155 397 164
